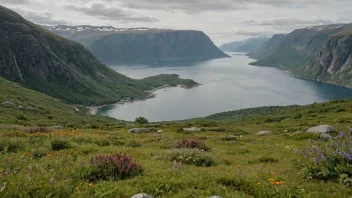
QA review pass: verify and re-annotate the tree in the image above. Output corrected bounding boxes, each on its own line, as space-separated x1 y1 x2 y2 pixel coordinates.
135 116 148 124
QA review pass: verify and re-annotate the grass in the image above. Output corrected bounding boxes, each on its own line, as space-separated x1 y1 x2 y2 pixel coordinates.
0 97 352 197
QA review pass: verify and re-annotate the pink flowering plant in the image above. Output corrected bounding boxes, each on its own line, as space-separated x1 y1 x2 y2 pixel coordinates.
88 153 143 181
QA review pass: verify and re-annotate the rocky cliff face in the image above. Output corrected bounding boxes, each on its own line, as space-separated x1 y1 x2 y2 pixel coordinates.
301 33 352 87
44 26 229 64
249 24 352 88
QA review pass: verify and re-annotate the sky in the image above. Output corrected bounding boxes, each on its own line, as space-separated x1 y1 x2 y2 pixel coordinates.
1 0 352 45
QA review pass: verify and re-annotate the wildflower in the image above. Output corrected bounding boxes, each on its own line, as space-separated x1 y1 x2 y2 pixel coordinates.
257 182 261 185
268 178 276 182
46 154 53 157
5 169 11 175
271 172 277 176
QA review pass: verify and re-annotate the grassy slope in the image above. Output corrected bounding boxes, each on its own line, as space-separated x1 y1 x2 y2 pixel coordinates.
0 77 121 128
1 89 352 197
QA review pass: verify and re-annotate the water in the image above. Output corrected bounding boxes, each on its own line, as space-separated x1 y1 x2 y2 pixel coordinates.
98 53 352 121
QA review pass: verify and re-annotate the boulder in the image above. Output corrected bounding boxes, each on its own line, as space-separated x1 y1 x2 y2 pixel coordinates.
207 196 223 198
128 128 157 133
183 127 202 132
131 194 153 198
157 130 163 133
52 126 64 130
306 125 335 133
256 131 272 135
2 101 15 106
18 105 25 110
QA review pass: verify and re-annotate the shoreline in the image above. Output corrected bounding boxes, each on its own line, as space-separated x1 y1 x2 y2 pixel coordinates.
88 83 200 115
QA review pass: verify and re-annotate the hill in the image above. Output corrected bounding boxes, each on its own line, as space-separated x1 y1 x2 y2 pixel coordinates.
220 36 270 53
43 25 230 64
0 6 198 105
249 24 352 88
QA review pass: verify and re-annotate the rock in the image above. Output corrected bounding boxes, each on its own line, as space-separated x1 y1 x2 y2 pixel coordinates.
320 133 333 139
157 130 163 133
18 105 25 110
128 128 157 133
52 126 64 130
306 125 336 133
290 131 302 136
131 194 153 198
256 131 272 135
2 101 15 106
183 127 202 132
207 196 223 198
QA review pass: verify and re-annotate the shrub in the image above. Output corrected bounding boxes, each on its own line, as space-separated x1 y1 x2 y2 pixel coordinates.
297 132 352 185
88 153 143 181
162 149 215 167
51 139 70 151
0 142 5 152
135 116 148 124
94 138 111 146
31 147 48 159
7 139 24 152
127 140 141 147
221 136 237 141
259 157 279 163
175 139 210 151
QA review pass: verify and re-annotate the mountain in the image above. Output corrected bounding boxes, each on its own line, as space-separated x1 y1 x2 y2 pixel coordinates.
249 24 352 88
0 6 198 106
219 36 270 53
43 25 230 64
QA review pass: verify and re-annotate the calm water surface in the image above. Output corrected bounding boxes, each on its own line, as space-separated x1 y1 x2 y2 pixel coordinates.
98 53 352 121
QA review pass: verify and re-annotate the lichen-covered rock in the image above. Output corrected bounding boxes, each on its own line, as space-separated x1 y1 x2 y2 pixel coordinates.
131 194 153 198
306 125 335 133
256 131 272 135
128 128 157 133
183 127 202 132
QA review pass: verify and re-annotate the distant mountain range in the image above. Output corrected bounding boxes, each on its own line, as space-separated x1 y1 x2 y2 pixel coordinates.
43 25 229 65
219 36 270 53
0 6 198 105
249 24 352 88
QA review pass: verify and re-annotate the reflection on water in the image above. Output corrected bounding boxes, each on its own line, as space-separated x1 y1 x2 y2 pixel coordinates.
99 53 352 121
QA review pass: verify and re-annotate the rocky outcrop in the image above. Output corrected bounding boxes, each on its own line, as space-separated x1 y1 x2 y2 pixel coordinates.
44 26 229 64
256 131 272 135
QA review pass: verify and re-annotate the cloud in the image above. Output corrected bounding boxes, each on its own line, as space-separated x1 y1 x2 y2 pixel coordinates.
211 29 278 37
0 0 30 4
12 7 69 25
64 1 158 22
239 18 334 30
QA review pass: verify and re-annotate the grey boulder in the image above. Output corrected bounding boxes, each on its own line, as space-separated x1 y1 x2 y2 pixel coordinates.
128 128 157 133
183 127 202 132
208 196 223 198
131 194 153 198
306 125 335 133
2 101 15 106
256 131 272 135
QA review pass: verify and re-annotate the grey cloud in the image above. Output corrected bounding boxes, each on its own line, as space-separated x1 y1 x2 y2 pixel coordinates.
211 29 278 37
64 1 158 22
239 18 335 31
0 0 30 4
12 7 69 25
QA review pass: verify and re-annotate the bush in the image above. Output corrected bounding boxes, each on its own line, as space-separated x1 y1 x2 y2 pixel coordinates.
259 157 279 163
31 147 48 159
127 140 141 147
175 139 210 151
297 132 352 185
88 153 143 181
7 139 24 152
162 149 215 167
135 116 148 124
93 138 111 146
51 139 70 151
29 126 51 133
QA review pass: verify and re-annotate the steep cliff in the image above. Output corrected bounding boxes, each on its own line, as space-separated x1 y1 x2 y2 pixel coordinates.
0 6 198 105
249 24 352 88
44 25 229 64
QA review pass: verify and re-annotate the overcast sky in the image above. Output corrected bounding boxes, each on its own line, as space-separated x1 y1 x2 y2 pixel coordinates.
1 0 351 45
